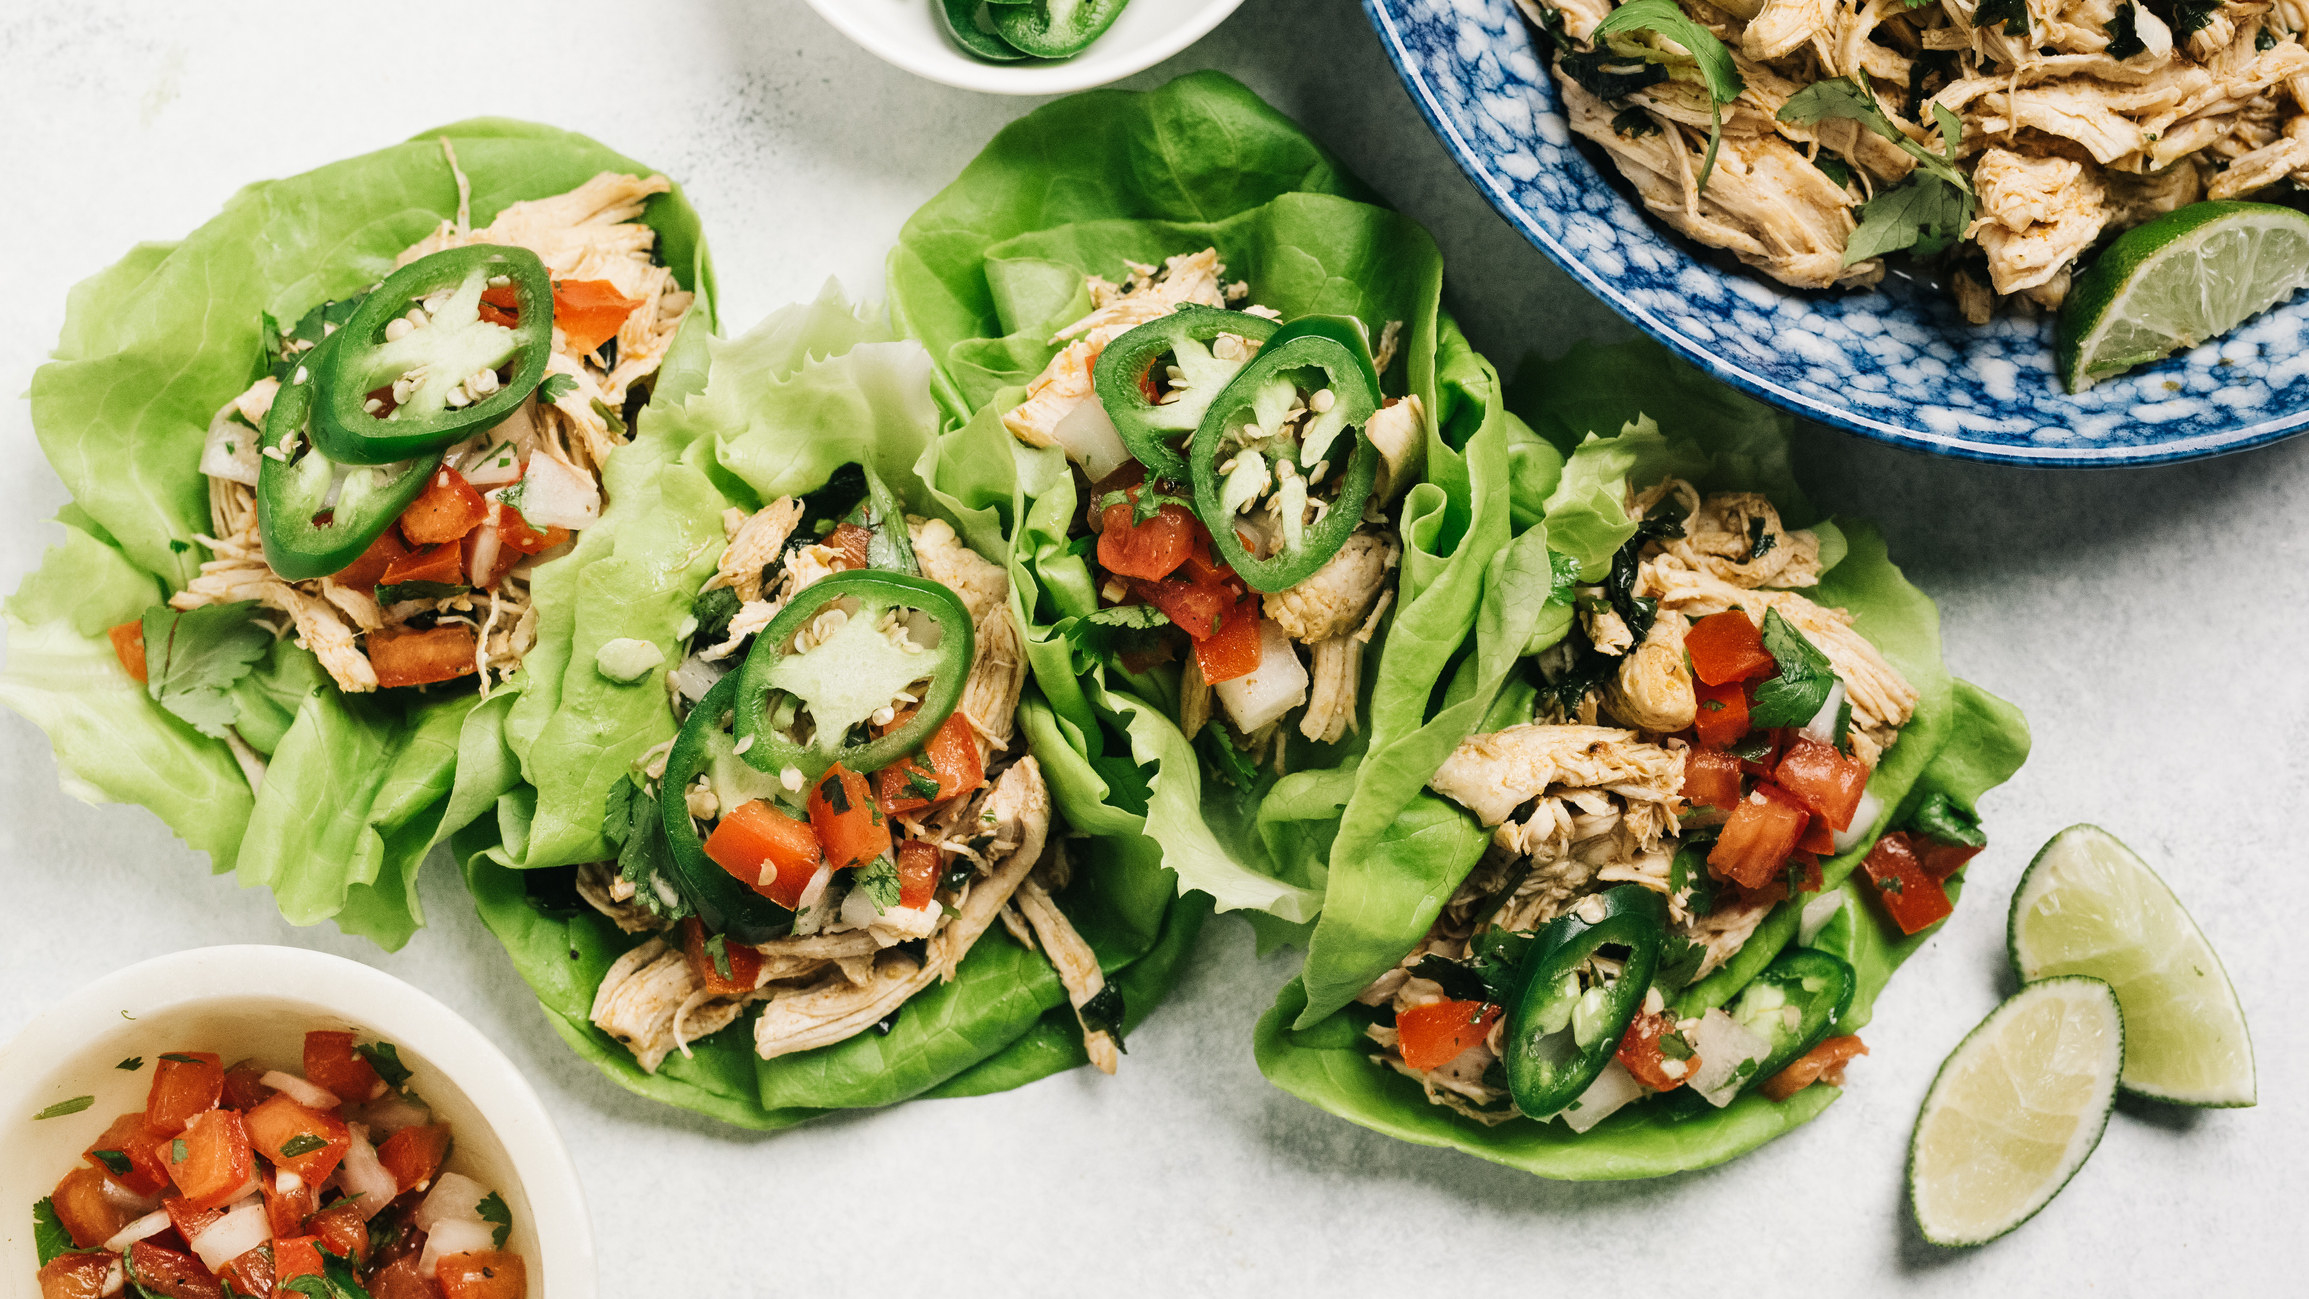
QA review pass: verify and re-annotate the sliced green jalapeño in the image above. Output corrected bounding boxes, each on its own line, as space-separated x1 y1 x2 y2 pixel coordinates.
1727 948 1857 1086
732 570 974 782
311 244 553 465
992 0 1130 57
1503 884 1668 1120
661 672 796 944
256 333 439 581
1188 314 1383 592
1092 305 1280 482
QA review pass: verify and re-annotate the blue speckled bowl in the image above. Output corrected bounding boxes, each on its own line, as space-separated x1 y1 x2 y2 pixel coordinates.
1366 0 2309 465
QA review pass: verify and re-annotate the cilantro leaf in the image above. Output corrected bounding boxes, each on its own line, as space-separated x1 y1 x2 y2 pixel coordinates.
603 775 689 921
1974 0 2028 34
1778 73 1976 264
706 933 735 982
1655 934 1710 991
1410 930 1534 1006
33 1197 71 1266
1078 983 1128 1051
1591 0 1745 190
590 397 627 438
690 585 742 649
855 855 902 913
537 373 579 405
279 1133 329 1157
117 1057 145 1071
91 1148 133 1176
1910 791 1987 848
1748 608 1839 728
33 1095 93 1120
354 1041 413 1092
477 1191 512 1249
139 601 271 738
283 1282 333 1298
1063 603 1173 671
1657 1029 1696 1060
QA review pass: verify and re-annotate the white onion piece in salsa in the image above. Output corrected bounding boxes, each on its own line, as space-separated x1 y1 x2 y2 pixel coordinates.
1800 680 1848 748
189 1202 270 1272
1831 789 1884 856
1213 619 1309 733
415 1171 490 1232
357 1090 433 1139
334 1125 400 1221
260 1069 342 1110
419 1217 500 1279
101 1209 172 1253
517 452 601 529
1052 397 1131 483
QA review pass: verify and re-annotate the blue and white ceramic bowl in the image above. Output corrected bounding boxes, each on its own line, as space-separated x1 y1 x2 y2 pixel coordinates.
1365 0 2309 465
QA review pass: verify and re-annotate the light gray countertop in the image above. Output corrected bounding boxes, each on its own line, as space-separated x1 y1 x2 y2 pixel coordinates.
1 1 2296 1293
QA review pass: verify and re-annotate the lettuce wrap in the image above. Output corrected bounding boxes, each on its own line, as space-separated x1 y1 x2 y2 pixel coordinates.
1254 340 2031 1179
449 286 1199 1127
1 121 712 950
889 71 1553 944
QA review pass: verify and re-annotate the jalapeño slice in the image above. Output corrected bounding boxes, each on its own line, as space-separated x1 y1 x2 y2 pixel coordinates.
1502 884 1668 1120
311 244 553 465
256 333 439 581
1092 305 1280 482
661 671 797 944
1187 314 1383 592
1728 948 1857 1087
732 570 974 782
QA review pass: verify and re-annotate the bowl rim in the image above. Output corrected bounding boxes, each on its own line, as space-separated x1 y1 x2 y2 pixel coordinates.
1360 0 2309 468
0 945 593 1297
801 0 1252 96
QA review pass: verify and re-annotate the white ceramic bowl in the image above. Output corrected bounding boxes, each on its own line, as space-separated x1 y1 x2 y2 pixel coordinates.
803 0 1248 94
0 947 590 1298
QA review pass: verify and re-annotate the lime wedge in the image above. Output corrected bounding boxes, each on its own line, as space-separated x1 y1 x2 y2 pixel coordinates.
1908 977 2123 1246
2009 825 2255 1106
2057 200 2309 392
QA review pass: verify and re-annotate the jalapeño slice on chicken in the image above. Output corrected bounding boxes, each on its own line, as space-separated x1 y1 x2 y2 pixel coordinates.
1187 315 1383 592
732 570 974 784
256 332 440 580
311 244 554 465
661 672 804 943
1503 884 1667 1121
1093 305 1281 482
1729 948 1857 1088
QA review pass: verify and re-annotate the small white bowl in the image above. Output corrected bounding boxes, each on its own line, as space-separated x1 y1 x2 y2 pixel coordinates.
0 947 590 1298
803 0 1248 94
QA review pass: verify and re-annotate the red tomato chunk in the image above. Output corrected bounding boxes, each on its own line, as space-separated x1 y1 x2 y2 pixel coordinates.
1396 1000 1500 1072
1860 833 1954 935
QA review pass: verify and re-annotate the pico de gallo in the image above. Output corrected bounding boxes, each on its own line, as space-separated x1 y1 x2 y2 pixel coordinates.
578 461 1127 1075
107 151 693 719
1357 475 1987 1130
31 1031 525 1299
998 249 1417 786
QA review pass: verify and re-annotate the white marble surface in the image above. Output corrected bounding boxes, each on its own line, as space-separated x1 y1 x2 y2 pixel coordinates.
0 2 2297 1293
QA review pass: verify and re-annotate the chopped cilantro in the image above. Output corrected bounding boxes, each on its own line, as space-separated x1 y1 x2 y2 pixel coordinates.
902 767 943 801
91 1148 133 1176
1975 0 2028 33
855 855 903 913
1610 107 1660 138
706 933 734 982
1078 983 1128 1051
818 774 850 814
2106 4 2146 57
1591 0 1746 190
537 373 580 405
1910 792 1987 848
478 1190 513 1249
354 1041 413 1092
1780 74 1976 264
117 1056 145 1071
159 1053 205 1063
591 397 628 438
280 1133 329 1158
138 601 271 738
32 1197 70 1266
1747 608 1838 729
1657 1030 1695 1061
171 1138 188 1164
690 585 742 649
33 1096 93 1120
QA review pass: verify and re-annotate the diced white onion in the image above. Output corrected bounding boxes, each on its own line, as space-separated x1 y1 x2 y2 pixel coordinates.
514 452 600 529
260 1070 341 1110
1832 789 1883 855
100 1259 124 1297
101 1209 172 1253
1798 890 1848 947
789 865 836 935
188 1202 270 1272
415 1172 490 1231
1800 679 1848 747
465 518 502 588
1553 1059 1644 1134
840 880 887 930
1049 398 1132 483
332 1124 399 1221
356 1092 433 1140
1213 619 1309 734
419 1217 500 1279
1686 1008 1774 1108
670 654 727 703
200 398 266 487
460 440 525 486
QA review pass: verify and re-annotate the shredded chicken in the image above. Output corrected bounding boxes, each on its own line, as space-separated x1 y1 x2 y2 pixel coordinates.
910 516 1026 761
1018 856 1121 1074
707 496 805 603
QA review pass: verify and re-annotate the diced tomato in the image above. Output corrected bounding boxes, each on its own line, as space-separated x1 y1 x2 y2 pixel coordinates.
245 1093 351 1186
399 468 489 546
220 1245 277 1299
1097 499 1197 581
273 1235 326 1284
808 762 890 873
161 1195 224 1247
895 839 942 910
221 1064 276 1112
262 1162 317 1239
702 798 823 910
1193 591 1262 684
1708 785 1811 889
552 278 645 357
477 283 520 328
368 1255 444 1299
1395 1000 1501 1072
1685 610 1776 685
877 712 983 813
301 1031 383 1105
824 521 873 570
1176 520 1233 587
307 1201 369 1264
1773 738 1869 831
85 1111 171 1197
437 1250 527 1299
1681 748 1743 812
1860 832 1954 935
1797 815 1836 857
1129 575 1232 641
125 1240 221 1299
376 1123 453 1195
1692 677 1750 748
109 620 148 682
1738 726 1789 778
492 499 568 556
146 1052 224 1136
164 1108 254 1213
49 1166 133 1249
330 527 410 594
36 1252 115 1299
680 917 764 998
1760 1034 1869 1101
1785 849 1824 894
379 541 465 589
1916 838 1985 881
1615 1010 1696 1092
369 624 479 689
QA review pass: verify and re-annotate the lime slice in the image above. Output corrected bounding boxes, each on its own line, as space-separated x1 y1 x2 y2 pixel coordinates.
2057 200 2309 392
2009 825 2255 1106
1908 977 2123 1246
